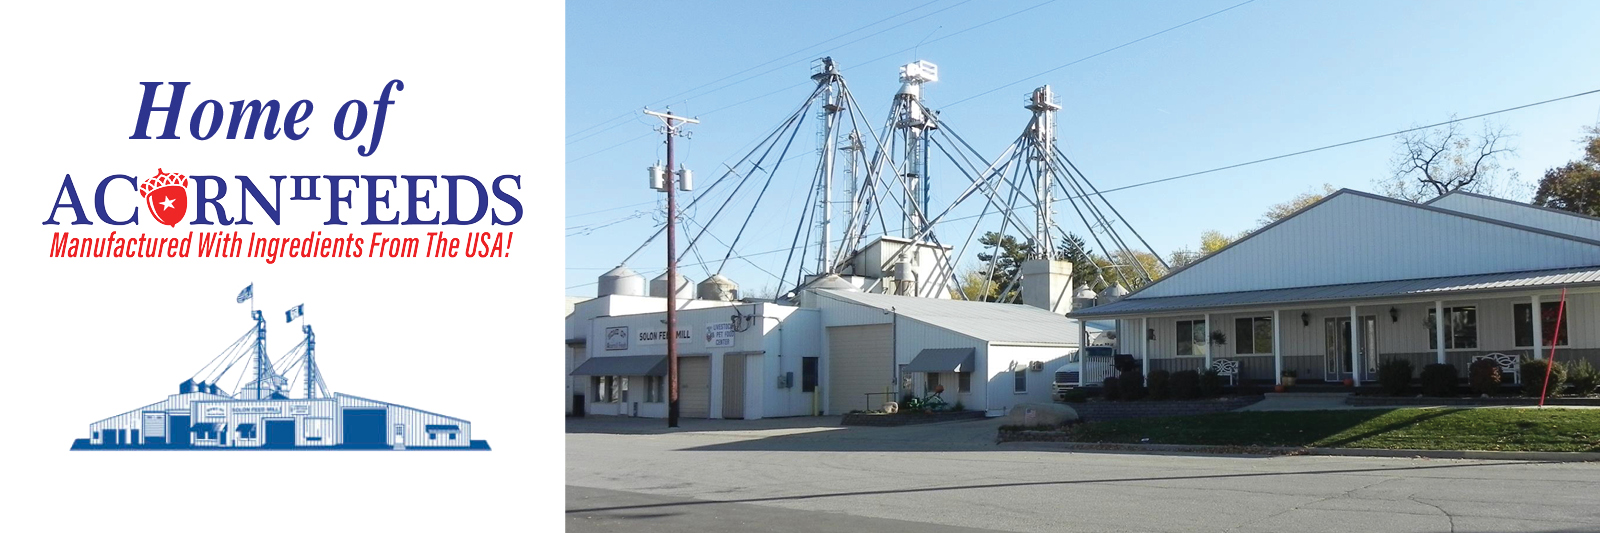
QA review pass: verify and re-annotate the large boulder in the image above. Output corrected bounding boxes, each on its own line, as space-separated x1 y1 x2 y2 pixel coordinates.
1003 403 1079 426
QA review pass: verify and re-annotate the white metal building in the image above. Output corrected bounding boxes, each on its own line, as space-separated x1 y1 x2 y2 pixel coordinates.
570 302 821 419
1072 189 1600 385
84 391 474 449
805 288 1081 416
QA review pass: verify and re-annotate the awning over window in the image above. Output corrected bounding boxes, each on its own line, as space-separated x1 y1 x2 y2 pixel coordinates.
425 424 460 432
905 348 975 373
569 355 669 376
189 423 224 433
235 423 255 432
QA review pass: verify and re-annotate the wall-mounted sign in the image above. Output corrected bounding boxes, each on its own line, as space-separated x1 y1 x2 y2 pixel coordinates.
204 406 225 419
605 326 629 351
232 406 283 415
705 323 735 348
290 405 311 415
638 328 691 346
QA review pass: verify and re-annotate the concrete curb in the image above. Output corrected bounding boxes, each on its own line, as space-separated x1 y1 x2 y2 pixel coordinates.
1012 441 1600 462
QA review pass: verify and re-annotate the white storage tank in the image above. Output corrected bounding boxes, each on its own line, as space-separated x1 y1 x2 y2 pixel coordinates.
597 265 646 297
697 274 739 301
649 272 695 300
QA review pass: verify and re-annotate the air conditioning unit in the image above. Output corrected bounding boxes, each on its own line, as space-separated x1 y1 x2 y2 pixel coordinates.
777 372 794 388
1029 361 1044 372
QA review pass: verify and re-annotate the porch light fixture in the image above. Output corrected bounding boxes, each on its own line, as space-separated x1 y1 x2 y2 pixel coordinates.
1300 312 1310 326
1389 307 1399 322
1147 328 1155 341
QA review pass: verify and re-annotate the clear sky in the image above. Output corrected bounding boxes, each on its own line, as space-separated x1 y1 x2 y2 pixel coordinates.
565 0 1600 297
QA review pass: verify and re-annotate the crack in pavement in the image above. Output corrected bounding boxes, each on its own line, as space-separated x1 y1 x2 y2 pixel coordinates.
1406 492 1455 533
1223 477 1395 532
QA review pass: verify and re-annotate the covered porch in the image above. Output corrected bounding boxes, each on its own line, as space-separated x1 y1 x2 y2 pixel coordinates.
1074 268 1600 386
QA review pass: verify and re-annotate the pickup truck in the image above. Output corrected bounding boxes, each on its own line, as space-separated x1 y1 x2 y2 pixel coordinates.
1051 346 1117 399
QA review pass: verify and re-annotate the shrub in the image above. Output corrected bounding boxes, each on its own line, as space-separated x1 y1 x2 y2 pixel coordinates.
1521 359 1567 399
1170 370 1201 399
1469 358 1502 396
1118 369 1145 401
951 401 966 412
1377 359 1414 396
1146 369 1172 400
1060 388 1089 403
1566 359 1600 396
1420 364 1458 397
1199 369 1224 397
1102 376 1121 401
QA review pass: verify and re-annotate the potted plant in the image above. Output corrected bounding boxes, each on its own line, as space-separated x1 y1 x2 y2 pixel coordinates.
1281 370 1297 387
1342 377 1355 387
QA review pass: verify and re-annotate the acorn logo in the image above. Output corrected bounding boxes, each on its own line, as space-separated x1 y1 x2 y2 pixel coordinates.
139 168 189 228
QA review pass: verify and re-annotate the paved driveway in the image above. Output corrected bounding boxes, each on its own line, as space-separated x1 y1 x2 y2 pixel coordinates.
567 416 1600 533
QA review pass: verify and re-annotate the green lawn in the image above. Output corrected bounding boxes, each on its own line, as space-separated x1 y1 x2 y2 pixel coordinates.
1067 408 1600 452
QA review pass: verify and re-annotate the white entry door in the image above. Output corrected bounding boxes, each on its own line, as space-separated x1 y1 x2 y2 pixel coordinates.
1324 316 1377 381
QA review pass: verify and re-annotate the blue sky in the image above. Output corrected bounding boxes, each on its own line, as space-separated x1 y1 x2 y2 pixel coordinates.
566 0 1600 297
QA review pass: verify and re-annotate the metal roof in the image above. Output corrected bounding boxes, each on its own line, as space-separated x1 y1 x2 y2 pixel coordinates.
569 354 669 376
1071 266 1600 318
816 290 1080 345
905 348 975 373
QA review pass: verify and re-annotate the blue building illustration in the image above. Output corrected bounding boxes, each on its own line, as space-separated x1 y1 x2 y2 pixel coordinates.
72 287 488 450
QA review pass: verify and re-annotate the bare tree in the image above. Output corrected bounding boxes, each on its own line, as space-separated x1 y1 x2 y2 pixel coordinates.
1376 119 1520 202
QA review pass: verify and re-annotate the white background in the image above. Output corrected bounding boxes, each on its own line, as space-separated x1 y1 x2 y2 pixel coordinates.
0 1 561 530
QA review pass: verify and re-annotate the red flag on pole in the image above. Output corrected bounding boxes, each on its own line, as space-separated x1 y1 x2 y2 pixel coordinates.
1538 288 1568 407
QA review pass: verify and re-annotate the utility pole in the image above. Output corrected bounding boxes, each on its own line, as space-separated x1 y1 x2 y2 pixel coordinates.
645 108 697 428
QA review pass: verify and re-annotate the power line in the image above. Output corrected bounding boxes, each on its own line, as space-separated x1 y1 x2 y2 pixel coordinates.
568 86 1600 290
944 0 1256 108
1087 87 1600 196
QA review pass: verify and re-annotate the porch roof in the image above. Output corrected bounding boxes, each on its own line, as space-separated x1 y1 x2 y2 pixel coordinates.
1069 266 1600 318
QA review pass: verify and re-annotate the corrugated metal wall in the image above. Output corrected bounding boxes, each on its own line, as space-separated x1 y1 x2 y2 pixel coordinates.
1134 193 1600 298
1430 193 1600 241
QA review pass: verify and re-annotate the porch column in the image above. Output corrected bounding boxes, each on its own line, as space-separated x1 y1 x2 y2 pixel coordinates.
1141 317 1150 385
1272 309 1282 385
1349 305 1360 384
1203 313 1212 370
1433 300 1446 365
1532 294 1544 360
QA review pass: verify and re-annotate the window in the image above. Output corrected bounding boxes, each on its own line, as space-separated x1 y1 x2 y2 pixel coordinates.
592 376 623 403
1176 320 1207 356
429 433 437 440
238 425 257 439
1234 317 1273 354
619 377 630 403
1427 307 1478 349
926 373 941 395
449 433 457 440
644 376 664 403
1514 303 1568 347
958 371 971 393
801 357 819 392
1013 370 1027 393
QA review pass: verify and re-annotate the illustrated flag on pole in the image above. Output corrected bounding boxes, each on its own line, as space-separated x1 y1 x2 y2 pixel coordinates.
237 284 253 304
285 304 304 323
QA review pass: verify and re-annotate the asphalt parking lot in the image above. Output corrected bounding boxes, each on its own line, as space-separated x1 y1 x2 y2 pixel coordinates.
567 416 1600 533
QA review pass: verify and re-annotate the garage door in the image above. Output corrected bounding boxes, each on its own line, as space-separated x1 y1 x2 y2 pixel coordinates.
679 357 711 418
342 408 387 448
828 324 894 415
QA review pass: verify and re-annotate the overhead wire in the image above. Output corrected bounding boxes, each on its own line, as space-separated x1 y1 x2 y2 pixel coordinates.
943 0 1257 108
